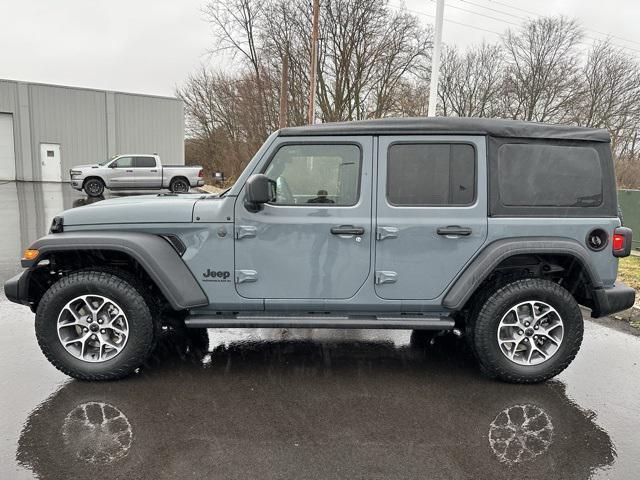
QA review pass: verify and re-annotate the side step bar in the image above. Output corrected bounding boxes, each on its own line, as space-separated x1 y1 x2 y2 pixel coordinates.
184 314 455 330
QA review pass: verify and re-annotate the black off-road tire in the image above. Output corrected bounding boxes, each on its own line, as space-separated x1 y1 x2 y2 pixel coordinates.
169 177 189 193
35 271 156 381
83 178 105 197
473 278 584 384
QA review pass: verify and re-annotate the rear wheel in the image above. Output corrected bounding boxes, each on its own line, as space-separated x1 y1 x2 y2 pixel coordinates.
35 271 156 381
83 178 104 197
472 278 583 383
169 177 189 193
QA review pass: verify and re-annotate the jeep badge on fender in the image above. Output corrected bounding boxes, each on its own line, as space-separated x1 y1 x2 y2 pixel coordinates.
202 269 231 281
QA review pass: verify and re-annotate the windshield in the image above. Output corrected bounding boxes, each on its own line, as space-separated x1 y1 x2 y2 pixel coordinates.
98 155 118 166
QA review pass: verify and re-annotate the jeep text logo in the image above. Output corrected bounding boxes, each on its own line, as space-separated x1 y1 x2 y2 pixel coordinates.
202 269 231 282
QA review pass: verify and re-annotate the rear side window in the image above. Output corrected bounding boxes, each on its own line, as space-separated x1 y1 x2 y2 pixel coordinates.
498 144 602 207
387 143 476 206
134 156 156 168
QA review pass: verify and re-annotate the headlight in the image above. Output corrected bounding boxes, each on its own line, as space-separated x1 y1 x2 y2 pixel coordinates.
70 170 82 175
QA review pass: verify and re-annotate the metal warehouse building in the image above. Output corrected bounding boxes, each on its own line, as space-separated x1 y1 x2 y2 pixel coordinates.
0 79 184 182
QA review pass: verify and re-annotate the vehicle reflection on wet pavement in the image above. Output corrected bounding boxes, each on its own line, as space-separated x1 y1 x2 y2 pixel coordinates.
1 181 639 479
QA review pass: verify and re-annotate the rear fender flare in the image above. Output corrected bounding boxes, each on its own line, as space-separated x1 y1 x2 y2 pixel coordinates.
442 237 603 311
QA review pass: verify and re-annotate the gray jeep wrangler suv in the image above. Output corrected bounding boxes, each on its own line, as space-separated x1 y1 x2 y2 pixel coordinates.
4 117 635 383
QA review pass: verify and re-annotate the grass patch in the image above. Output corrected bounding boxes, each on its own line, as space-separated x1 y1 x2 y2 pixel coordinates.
618 255 640 292
617 255 640 329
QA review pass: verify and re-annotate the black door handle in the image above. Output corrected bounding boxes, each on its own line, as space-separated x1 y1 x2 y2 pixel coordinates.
126 169 133 173
437 226 472 236
331 225 365 235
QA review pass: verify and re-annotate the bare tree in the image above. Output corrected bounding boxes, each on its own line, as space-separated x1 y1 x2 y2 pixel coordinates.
502 16 582 122
261 0 312 127
438 42 503 117
316 0 431 121
203 0 272 136
182 5 640 188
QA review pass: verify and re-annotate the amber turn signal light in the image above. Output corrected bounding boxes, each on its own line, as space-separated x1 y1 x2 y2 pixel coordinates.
22 249 39 261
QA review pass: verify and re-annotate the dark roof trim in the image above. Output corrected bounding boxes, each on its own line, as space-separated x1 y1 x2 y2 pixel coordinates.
278 117 610 143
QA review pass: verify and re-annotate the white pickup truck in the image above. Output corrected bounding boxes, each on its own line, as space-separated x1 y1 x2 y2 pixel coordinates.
69 154 204 196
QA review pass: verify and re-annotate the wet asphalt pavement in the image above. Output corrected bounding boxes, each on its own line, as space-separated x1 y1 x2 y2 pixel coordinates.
1 181 639 479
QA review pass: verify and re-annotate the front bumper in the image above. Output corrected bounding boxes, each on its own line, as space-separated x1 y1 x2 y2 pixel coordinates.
4 270 30 306
70 177 84 190
592 282 636 318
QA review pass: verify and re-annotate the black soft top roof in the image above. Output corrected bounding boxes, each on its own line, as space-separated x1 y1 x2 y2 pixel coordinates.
278 117 610 143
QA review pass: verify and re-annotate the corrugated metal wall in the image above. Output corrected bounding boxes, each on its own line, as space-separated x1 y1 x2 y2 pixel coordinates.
0 80 26 179
0 79 184 181
29 84 108 177
114 93 184 164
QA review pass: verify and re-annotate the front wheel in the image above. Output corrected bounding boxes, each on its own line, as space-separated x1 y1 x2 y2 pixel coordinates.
83 178 104 197
35 271 157 381
473 278 583 383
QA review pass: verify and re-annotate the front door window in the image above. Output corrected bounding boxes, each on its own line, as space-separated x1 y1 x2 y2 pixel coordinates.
264 144 361 206
112 157 133 168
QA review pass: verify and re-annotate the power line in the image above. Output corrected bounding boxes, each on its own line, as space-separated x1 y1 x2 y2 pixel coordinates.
388 3 501 36
457 0 528 21
432 0 521 28
433 0 640 57
392 1 640 58
481 0 640 48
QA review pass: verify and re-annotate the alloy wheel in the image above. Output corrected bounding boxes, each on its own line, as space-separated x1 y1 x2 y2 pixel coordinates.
57 295 129 362
496 301 564 366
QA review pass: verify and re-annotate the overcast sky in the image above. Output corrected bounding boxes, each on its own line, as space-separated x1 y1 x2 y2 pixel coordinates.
2 0 640 97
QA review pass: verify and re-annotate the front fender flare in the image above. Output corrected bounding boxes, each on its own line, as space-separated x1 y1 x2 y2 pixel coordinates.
442 237 603 311
24 231 208 310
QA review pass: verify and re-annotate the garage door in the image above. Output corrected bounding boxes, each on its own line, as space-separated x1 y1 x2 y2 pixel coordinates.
0 114 16 181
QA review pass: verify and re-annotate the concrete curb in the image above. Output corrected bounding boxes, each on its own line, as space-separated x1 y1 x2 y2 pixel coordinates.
613 305 640 324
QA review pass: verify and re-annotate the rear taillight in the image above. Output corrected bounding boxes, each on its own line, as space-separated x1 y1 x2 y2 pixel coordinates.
198 169 204 177
613 227 632 257
612 234 624 251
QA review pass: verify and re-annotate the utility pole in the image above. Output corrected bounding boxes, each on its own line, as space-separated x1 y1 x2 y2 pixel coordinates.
279 51 289 129
428 0 445 117
307 0 320 125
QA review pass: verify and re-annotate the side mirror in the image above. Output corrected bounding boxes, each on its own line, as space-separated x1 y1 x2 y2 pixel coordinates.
109 163 117 168
244 174 276 212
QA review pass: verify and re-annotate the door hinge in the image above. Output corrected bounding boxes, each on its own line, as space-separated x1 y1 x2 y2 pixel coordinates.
235 225 257 239
235 269 258 284
375 271 398 285
376 226 399 241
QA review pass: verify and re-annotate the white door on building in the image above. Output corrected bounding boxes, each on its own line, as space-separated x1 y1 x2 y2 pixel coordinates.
0 114 16 181
40 143 62 182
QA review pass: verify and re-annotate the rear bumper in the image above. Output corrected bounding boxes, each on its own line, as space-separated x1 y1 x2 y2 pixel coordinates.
4 271 30 306
591 283 636 318
196 179 205 187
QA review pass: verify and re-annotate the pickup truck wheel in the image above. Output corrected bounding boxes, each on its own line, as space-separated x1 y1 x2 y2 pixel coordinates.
169 178 189 193
35 271 156 381
473 278 583 384
84 178 104 197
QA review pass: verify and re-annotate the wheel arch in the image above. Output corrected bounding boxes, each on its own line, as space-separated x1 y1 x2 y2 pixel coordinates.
443 237 603 312
82 176 105 188
22 232 208 311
